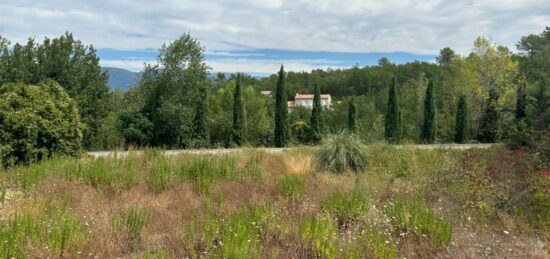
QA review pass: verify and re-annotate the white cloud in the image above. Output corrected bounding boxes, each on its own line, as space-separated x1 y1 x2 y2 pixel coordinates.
1 0 548 55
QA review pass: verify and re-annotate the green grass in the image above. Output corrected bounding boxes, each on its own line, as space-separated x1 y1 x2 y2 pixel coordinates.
148 157 173 193
299 217 338 258
385 196 452 247
0 200 85 258
0 145 546 257
112 204 150 251
319 186 369 225
278 174 307 198
178 154 262 194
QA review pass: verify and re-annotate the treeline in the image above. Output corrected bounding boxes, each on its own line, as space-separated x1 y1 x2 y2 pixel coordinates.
0 28 549 165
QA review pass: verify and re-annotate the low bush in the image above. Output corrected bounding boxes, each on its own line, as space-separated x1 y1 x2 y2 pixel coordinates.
315 132 367 174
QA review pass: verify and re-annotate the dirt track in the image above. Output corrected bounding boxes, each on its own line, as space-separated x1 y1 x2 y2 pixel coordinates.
87 144 498 158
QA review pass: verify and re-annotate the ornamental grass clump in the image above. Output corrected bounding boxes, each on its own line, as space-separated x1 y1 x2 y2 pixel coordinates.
315 132 367 174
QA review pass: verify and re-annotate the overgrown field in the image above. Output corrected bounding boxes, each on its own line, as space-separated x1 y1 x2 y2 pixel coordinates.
0 145 548 258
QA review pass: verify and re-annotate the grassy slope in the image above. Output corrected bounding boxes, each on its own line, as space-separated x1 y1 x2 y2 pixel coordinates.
0 145 548 258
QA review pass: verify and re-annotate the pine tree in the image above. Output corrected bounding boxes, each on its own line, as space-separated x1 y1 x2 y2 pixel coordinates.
232 74 246 146
192 84 208 148
348 99 356 132
454 95 468 143
310 83 322 142
274 65 289 147
421 80 436 143
384 78 401 143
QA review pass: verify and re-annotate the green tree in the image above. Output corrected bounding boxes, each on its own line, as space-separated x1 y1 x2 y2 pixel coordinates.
385 78 401 143
468 37 518 140
477 90 499 143
232 74 246 146
192 84 209 148
421 80 436 143
0 80 82 166
119 111 153 148
348 99 356 132
310 83 322 142
274 65 289 147
437 47 456 67
516 76 527 120
134 33 208 148
0 33 109 150
454 95 468 143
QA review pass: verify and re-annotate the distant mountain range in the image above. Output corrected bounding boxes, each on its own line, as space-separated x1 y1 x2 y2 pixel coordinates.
102 67 267 91
101 67 142 91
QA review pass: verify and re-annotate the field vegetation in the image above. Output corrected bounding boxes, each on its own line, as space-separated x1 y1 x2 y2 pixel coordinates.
0 144 548 258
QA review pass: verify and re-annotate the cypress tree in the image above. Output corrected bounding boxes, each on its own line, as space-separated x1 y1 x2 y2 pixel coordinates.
274 65 289 147
477 89 498 143
421 80 436 143
232 74 246 146
454 95 468 143
310 83 322 142
192 84 208 148
384 78 401 143
516 76 527 120
348 99 356 132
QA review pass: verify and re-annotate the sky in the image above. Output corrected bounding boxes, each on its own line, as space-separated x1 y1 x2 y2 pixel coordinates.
1 0 549 75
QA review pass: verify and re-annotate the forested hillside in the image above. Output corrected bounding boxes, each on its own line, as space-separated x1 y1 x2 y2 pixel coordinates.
0 28 549 162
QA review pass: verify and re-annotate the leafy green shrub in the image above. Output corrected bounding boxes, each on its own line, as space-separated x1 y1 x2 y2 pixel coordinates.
291 121 316 144
320 187 369 227
112 204 150 250
278 174 307 198
315 132 367 174
385 196 452 246
0 80 83 166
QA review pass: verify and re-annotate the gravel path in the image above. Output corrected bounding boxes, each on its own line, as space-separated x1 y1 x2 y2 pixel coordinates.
87 144 497 158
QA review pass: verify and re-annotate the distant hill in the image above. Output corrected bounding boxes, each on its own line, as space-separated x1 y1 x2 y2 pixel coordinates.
102 67 268 91
102 67 142 91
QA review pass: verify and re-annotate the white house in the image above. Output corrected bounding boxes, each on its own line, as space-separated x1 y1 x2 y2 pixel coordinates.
290 94 332 109
260 90 272 97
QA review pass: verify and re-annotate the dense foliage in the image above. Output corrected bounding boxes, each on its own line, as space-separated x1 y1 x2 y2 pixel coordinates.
0 81 82 166
0 33 109 150
0 28 548 163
